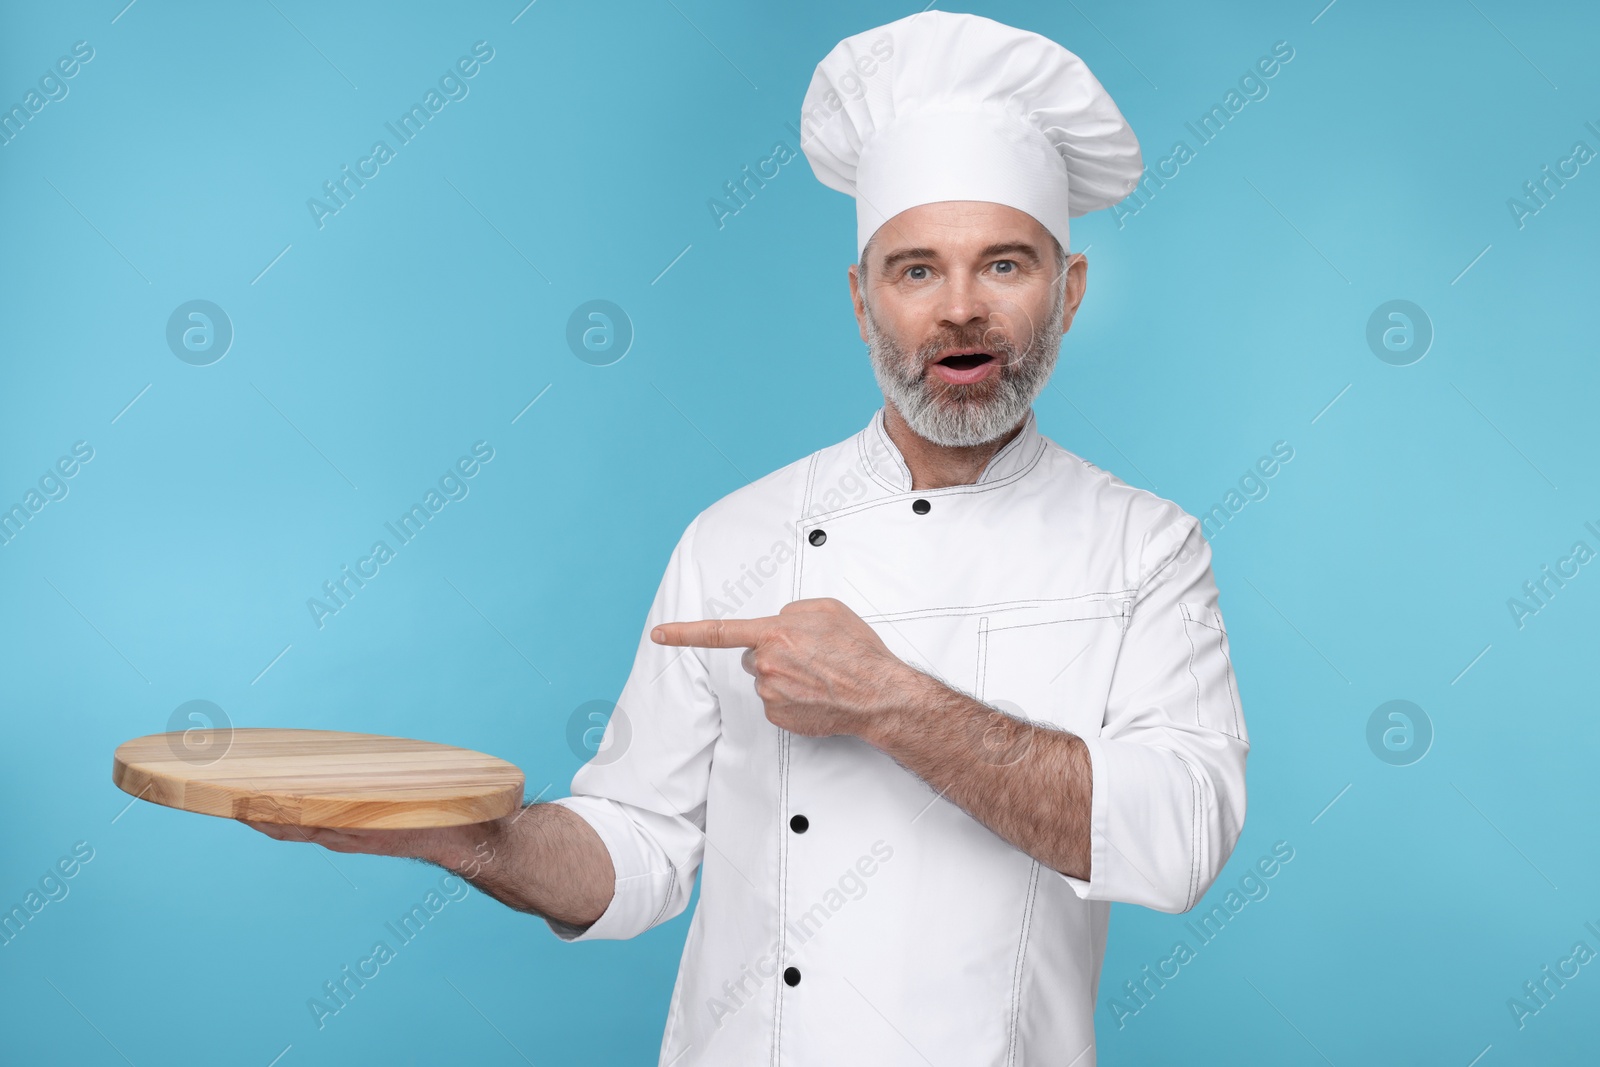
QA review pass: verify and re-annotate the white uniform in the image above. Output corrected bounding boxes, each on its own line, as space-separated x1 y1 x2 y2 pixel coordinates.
549 408 1249 1066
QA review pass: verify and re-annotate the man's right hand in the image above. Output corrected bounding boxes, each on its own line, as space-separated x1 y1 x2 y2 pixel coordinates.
239 804 615 929
240 818 478 867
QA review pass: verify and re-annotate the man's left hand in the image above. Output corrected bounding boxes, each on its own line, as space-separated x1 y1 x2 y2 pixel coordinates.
652 598 919 738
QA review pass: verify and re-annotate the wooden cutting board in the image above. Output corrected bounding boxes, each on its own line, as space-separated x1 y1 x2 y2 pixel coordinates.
112 728 525 829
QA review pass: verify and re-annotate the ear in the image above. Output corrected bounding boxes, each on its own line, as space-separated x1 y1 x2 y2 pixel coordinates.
1059 253 1089 335
848 262 868 343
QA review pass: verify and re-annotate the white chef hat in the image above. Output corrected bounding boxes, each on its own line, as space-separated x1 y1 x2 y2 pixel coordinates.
799 11 1143 260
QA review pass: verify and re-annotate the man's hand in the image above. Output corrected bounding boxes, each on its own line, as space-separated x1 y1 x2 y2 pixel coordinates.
242 804 617 927
240 820 475 868
652 597 920 739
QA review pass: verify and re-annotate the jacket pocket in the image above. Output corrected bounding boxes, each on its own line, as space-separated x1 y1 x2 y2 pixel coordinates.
1178 603 1244 739
976 594 1132 739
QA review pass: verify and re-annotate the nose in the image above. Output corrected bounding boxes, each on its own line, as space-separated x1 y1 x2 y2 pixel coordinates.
936 271 992 332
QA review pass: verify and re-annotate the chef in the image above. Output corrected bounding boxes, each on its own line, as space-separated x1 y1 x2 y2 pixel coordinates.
247 10 1248 1065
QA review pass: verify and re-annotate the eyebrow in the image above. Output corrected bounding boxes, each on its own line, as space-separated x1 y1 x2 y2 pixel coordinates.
877 241 1043 273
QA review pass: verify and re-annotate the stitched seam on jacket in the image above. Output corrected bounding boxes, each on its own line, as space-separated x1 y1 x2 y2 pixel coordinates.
773 448 813 1067
975 615 991 699
859 592 1136 625
1214 608 1242 739
1005 861 1042 1067
1181 755 1202 911
860 410 911 493
1180 603 1203 728
978 616 1039 1067
985 615 1122 635
861 418 909 494
771 728 791 1067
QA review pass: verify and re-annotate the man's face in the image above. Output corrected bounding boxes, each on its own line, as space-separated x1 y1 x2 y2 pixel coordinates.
848 201 1087 448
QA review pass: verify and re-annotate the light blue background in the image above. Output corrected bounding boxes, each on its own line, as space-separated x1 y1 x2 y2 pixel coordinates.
2 1 1596 1063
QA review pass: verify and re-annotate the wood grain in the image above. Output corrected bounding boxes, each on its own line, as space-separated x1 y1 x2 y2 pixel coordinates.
112 728 525 829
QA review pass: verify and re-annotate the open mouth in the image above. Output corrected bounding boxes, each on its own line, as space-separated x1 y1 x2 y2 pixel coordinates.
930 349 999 385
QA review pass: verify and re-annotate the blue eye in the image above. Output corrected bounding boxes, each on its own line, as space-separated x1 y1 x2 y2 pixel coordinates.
994 260 1016 274
907 265 929 280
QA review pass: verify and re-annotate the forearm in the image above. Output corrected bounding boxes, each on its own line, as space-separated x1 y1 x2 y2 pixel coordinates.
422 801 616 928
860 670 1092 880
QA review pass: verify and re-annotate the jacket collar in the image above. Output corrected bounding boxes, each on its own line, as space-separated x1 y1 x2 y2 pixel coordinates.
862 406 1045 493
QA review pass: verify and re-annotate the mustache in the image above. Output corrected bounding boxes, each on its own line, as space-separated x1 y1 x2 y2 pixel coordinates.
906 326 1046 383
911 304 1058 370
917 326 1022 361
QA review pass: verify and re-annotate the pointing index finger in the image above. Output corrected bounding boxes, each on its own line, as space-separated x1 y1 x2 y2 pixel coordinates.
651 616 778 648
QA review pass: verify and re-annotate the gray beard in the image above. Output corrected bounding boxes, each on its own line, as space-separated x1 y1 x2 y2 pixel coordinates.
863 286 1066 448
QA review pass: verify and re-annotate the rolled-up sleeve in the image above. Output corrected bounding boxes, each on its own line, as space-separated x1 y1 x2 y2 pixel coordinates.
1057 513 1249 913
544 516 720 942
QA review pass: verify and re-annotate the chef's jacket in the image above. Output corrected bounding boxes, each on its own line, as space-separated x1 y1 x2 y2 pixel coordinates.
548 407 1249 1066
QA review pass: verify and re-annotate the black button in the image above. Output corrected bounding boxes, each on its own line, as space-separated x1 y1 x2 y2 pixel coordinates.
790 814 809 833
783 966 801 986
912 499 931 515
808 529 827 547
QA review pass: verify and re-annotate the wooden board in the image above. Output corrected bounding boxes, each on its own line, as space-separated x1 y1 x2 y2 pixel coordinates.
112 728 525 829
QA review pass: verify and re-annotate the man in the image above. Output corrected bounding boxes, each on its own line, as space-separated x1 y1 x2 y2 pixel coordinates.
248 12 1248 1064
